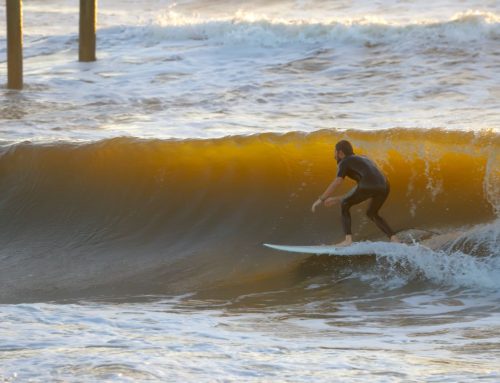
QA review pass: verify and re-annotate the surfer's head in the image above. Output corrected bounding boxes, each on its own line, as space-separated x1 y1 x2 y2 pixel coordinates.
335 140 354 163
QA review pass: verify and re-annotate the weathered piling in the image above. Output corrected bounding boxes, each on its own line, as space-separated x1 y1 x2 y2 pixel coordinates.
79 0 96 62
6 0 23 89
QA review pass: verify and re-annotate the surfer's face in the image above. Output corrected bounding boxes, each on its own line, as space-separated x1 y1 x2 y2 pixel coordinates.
335 149 344 164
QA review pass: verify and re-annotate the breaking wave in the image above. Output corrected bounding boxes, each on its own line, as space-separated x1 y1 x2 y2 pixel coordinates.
133 10 500 47
0 128 498 302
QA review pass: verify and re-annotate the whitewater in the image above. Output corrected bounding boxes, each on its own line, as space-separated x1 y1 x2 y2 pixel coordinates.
0 0 499 381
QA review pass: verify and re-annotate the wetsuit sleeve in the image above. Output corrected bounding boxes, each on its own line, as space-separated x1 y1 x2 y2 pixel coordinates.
336 160 347 178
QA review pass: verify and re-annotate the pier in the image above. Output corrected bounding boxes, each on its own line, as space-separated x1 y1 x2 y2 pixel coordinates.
5 0 97 90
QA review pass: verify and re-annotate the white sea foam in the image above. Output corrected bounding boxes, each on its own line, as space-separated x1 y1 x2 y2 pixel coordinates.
1 289 499 382
142 10 500 47
357 221 500 290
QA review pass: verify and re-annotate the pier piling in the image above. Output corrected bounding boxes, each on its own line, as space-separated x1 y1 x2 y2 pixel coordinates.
79 0 96 62
6 0 23 90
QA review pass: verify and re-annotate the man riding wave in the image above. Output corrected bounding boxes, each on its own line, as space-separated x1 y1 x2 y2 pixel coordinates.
312 140 399 247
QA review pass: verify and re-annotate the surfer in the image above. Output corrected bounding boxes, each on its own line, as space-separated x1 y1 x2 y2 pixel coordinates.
311 140 399 247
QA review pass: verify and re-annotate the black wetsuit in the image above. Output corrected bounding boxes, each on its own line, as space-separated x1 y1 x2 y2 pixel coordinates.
336 154 394 237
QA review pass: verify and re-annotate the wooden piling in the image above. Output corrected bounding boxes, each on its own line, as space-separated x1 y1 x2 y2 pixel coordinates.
79 0 96 62
6 0 23 90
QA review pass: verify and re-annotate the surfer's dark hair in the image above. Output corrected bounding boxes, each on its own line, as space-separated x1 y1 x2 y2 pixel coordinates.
335 140 354 156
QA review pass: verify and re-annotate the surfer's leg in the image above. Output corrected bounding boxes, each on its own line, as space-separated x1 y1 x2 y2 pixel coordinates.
366 187 395 238
340 188 371 236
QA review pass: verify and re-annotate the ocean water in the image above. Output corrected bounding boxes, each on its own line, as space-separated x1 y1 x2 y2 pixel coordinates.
0 0 499 381
0 0 499 141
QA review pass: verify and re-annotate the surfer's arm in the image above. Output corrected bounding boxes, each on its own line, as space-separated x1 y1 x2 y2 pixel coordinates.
312 177 344 213
319 177 344 201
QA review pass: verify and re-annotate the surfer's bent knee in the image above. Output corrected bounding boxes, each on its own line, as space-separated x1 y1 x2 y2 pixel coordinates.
366 209 376 220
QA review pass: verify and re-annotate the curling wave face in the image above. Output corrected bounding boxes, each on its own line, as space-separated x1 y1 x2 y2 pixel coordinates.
0 129 498 302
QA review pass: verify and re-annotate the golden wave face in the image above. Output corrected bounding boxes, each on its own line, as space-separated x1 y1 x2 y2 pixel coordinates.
0 128 498 302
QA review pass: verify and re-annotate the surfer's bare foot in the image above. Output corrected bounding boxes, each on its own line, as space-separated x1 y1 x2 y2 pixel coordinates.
390 235 400 243
334 240 352 247
333 235 352 247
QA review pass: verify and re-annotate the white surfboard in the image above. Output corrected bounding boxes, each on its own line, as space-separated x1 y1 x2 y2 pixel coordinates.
264 243 374 255
263 241 412 256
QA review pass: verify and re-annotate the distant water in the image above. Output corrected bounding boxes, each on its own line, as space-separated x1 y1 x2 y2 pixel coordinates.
0 0 499 141
0 1 499 381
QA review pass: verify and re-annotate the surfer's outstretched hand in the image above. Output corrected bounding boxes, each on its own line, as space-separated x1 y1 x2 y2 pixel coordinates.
324 197 341 207
311 199 322 213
